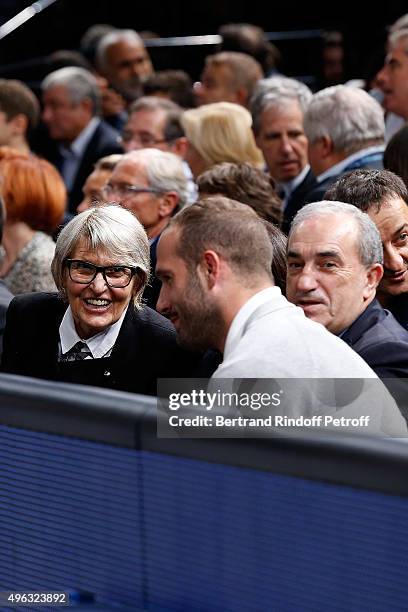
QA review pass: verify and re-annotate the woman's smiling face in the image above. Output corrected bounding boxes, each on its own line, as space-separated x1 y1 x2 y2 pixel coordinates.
64 238 138 339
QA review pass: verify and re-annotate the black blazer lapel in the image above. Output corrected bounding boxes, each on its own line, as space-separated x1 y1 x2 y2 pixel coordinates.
282 169 317 234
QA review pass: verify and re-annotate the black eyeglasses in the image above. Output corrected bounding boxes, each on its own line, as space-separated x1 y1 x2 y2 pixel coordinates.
102 183 162 198
65 259 138 288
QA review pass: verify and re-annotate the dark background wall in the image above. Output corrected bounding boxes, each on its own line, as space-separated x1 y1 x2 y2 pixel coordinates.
0 1 407 83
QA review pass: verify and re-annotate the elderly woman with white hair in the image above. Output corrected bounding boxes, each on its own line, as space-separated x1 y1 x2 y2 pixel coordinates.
1 204 198 394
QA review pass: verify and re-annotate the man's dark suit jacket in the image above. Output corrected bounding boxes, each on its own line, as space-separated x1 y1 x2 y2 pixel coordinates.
282 168 317 234
341 299 408 379
33 120 123 214
282 150 384 235
1 292 212 395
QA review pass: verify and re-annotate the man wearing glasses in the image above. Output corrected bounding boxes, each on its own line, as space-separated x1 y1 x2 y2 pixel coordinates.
121 97 196 203
122 97 186 155
103 148 189 308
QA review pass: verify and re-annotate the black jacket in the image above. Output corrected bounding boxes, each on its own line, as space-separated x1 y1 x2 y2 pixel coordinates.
1 293 213 395
33 120 123 214
341 299 408 379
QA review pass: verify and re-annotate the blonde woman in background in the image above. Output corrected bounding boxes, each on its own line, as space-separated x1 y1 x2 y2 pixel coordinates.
181 102 264 178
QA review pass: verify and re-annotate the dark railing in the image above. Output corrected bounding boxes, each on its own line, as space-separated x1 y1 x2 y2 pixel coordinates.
1 372 408 610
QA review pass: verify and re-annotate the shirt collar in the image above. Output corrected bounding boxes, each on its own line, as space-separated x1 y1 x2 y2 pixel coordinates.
223 286 282 358
59 303 128 358
59 117 100 158
316 145 385 183
276 164 310 207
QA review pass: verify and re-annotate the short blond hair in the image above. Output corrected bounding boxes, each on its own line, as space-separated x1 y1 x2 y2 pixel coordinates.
181 102 264 170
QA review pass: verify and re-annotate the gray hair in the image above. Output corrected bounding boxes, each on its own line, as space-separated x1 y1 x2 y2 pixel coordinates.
123 148 189 210
290 200 384 266
388 27 408 49
42 67 100 115
304 85 385 154
52 204 150 308
389 13 408 35
128 96 184 141
96 29 144 72
128 96 180 114
250 76 312 135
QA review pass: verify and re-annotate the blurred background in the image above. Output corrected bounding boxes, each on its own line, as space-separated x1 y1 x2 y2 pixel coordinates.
0 0 407 89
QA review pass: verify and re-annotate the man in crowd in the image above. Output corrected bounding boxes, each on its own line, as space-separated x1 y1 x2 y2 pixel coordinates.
38 67 123 214
286 200 408 379
303 85 385 204
121 96 195 201
250 76 315 233
0 79 39 155
155 196 406 433
325 169 408 329
194 51 263 108
122 97 186 156
104 148 188 308
377 27 408 123
96 29 153 105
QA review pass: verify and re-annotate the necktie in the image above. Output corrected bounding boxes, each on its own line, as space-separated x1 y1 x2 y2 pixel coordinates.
60 341 92 362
